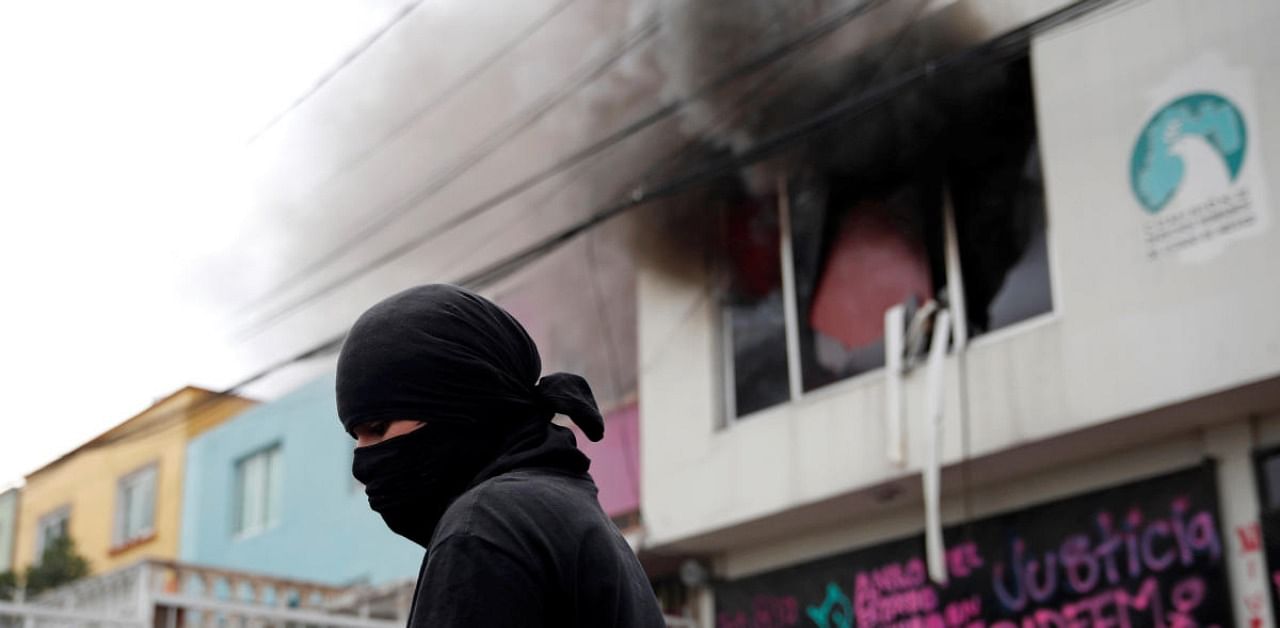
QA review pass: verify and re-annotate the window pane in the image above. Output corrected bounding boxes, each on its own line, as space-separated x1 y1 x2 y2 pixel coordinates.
793 180 940 391
265 447 282 527
950 56 1052 334
139 468 156 535
1264 454 1280 511
37 509 68 560
718 198 790 418
235 446 281 535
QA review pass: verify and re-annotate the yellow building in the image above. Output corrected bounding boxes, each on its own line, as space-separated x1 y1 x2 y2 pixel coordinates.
13 387 253 575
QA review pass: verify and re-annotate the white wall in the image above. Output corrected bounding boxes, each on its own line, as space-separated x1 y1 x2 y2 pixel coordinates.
638 0 1280 551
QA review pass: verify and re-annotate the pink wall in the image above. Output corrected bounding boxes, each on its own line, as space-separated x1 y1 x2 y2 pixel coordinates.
573 402 640 517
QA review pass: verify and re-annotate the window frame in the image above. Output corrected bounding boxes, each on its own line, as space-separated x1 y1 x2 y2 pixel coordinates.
718 184 981 425
232 444 283 539
34 505 71 562
112 461 159 549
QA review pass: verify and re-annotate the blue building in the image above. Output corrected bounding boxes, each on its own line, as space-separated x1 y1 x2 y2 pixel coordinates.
179 375 421 585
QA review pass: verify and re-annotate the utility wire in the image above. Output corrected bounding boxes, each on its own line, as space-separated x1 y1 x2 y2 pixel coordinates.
234 17 661 337
302 0 580 194
234 0 900 338
76 0 1123 454
246 0 432 144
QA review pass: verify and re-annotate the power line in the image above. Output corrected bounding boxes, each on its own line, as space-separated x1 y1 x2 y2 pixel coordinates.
73 7 886 457
234 0 902 338
82 0 1125 453
238 0 581 253
234 17 661 337
246 0 432 144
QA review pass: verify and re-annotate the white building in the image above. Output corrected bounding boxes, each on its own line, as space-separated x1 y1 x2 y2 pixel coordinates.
636 1 1280 626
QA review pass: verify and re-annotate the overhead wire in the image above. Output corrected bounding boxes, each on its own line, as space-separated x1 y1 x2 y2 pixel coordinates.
73 0 1125 455
245 0 433 144
234 17 661 336
67 0 881 457
293 0 581 197
232 0 901 337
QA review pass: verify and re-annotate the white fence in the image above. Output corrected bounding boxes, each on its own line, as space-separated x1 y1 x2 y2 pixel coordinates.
0 559 700 627
0 560 401 628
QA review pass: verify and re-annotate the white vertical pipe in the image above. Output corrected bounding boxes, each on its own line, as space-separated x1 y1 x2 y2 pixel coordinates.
923 309 951 585
942 188 968 349
885 304 906 466
777 178 805 402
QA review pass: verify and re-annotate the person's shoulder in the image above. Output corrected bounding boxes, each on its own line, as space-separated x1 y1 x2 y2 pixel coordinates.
435 469 594 540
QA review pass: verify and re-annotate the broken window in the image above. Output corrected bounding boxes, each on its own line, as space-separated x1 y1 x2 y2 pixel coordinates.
794 177 945 391
716 195 790 418
715 51 1051 419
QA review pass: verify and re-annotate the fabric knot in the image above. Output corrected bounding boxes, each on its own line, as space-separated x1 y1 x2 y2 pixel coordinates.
535 372 605 442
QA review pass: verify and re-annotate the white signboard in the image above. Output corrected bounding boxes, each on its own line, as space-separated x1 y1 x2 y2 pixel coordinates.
1130 54 1270 263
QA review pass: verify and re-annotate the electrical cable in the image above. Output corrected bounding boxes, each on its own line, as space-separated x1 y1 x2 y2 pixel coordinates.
234 17 661 336
292 0 581 197
232 0 900 335
71 0 1124 455
246 0 433 144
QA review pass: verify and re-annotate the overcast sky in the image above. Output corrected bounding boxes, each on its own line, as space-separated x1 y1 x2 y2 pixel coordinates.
0 0 417 487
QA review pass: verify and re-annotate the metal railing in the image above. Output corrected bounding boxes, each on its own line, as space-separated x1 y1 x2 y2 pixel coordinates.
4 559 402 628
3 558 699 627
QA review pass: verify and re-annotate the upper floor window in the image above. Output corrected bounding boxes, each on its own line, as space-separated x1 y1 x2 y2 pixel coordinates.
113 463 157 548
717 52 1052 420
234 445 282 537
35 506 70 561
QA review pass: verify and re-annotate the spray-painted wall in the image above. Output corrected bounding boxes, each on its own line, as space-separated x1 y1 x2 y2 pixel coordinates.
179 376 422 585
638 0 1280 557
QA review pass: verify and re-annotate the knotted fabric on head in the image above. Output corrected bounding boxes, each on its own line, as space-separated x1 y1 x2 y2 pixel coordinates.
335 284 605 442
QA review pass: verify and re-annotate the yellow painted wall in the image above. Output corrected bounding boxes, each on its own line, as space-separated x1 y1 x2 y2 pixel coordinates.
13 388 253 575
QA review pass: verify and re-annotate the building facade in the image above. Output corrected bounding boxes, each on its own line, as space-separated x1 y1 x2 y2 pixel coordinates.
178 375 420 586
0 488 18 573
12 388 252 575
179 373 645 587
635 0 1280 626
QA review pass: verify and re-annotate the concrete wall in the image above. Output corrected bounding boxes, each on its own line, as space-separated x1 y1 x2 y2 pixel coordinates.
637 0 1280 551
179 376 422 586
12 389 251 574
0 489 17 572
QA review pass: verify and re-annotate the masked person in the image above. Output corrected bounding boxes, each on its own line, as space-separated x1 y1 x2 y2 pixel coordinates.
336 284 666 627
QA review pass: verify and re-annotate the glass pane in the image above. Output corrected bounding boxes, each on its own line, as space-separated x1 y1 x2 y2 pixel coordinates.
122 482 138 540
265 447 283 528
139 468 156 534
794 178 941 392
718 198 790 418
1264 454 1280 510
238 454 264 534
949 56 1052 335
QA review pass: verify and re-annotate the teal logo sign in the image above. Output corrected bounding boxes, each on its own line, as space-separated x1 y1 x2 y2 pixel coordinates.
1130 92 1247 214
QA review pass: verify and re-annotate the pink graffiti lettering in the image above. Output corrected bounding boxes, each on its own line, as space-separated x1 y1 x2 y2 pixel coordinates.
946 543 985 579
752 595 799 627
976 576 1210 628
854 583 938 626
993 499 1222 612
715 595 801 628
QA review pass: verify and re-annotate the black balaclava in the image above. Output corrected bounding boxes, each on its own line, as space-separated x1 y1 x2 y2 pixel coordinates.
336 284 605 548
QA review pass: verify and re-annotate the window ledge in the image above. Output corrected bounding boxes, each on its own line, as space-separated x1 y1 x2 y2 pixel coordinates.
108 532 156 556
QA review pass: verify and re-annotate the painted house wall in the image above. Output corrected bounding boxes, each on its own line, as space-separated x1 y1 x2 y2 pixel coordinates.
637 0 1280 550
0 489 18 571
179 375 422 586
12 389 252 574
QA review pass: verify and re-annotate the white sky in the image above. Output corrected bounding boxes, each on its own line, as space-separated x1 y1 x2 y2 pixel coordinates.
0 0 416 487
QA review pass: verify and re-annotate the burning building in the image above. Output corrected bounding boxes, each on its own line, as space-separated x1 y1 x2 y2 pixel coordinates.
631 0 1280 626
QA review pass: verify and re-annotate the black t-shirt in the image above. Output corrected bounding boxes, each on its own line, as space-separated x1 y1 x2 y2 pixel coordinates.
407 468 667 627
